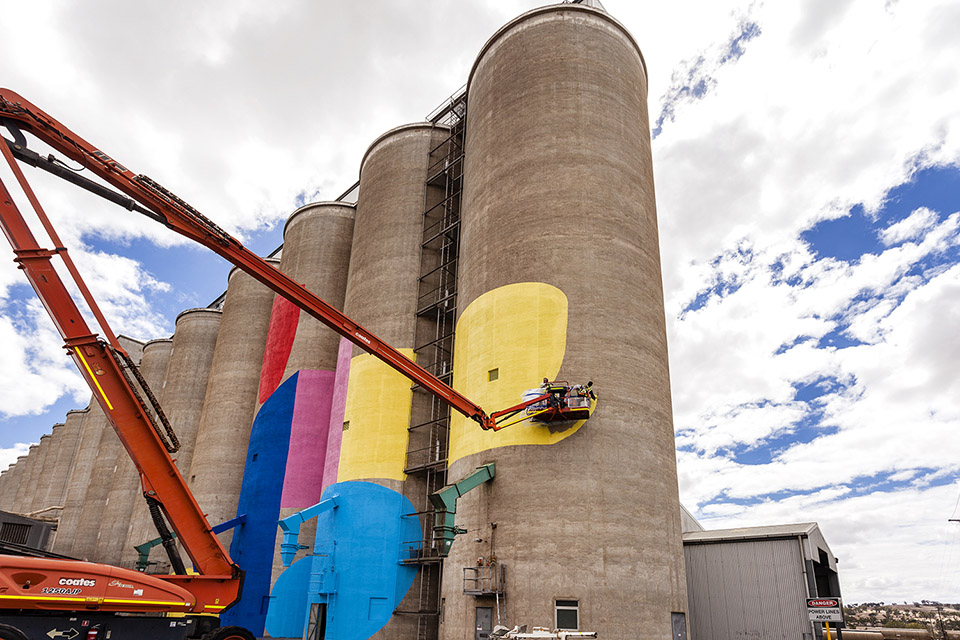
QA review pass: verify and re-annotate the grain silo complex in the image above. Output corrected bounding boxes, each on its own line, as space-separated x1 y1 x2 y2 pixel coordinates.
2 3 834 639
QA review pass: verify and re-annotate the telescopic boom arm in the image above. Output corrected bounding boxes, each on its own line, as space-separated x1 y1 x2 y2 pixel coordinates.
0 88 499 430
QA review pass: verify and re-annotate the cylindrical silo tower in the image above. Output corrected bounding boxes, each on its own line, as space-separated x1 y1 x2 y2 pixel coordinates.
27 434 53 514
441 5 688 638
100 336 182 568
188 261 277 552
228 204 354 636
70 336 144 562
69 410 115 561
45 410 86 508
12 445 38 514
271 123 454 640
1 457 26 512
271 203 354 561
122 338 175 568
0 469 8 508
51 407 92 555
33 427 62 514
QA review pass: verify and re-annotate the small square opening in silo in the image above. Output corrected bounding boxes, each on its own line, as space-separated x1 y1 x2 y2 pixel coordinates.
343 421 350 431
488 368 499 382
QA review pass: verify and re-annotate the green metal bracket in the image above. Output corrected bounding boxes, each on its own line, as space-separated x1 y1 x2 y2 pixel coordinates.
429 463 495 557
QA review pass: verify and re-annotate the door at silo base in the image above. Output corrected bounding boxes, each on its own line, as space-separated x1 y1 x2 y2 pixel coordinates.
476 606 493 640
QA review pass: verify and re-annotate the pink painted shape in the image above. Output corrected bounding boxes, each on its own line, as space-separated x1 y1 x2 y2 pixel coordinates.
258 297 300 404
280 369 337 509
322 337 353 491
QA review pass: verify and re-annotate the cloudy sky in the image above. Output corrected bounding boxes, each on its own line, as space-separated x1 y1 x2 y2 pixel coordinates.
1 0 958 604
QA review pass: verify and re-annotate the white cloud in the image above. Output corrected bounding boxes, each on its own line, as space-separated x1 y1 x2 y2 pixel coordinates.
0 443 33 473
881 207 939 246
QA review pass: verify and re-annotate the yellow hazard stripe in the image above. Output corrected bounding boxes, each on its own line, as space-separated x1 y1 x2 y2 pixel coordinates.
76 350 113 411
203 604 226 610
103 598 190 607
0 594 85 603
0 594 190 607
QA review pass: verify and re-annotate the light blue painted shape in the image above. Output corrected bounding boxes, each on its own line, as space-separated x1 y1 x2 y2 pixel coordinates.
266 481 422 640
264 556 311 637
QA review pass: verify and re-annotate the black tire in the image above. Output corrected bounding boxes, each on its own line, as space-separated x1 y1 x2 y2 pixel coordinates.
202 626 256 640
0 624 28 640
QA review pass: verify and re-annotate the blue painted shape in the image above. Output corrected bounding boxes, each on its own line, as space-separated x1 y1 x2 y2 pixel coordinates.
266 481 422 640
263 556 311 637
219 373 299 634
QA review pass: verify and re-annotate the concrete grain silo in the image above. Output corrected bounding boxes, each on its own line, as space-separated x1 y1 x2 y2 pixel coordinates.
188 262 278 552
97 337 178 568
1 457 26 512
0 469 8 509
12 445 38 515
33 426 63 514
69 337 143 561
224 204 354 635
272 202 354 563
45 410 87 513
441 5 689 638
122 338 175 568
262 124 453 640
27 434 53 515
51 408 92 556
70 411 117 561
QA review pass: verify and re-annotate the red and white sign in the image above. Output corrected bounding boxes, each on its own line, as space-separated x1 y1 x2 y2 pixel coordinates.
807 598 843 622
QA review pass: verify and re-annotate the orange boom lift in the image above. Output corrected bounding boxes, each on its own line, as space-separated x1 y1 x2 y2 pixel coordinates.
0 89 591 639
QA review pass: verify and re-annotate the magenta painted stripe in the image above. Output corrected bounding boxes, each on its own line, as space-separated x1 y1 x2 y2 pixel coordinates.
280 369 336 509
322 337 353 491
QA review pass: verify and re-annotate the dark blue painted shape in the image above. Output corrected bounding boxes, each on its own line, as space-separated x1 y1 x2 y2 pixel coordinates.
266 481 422 640
219 372 299 634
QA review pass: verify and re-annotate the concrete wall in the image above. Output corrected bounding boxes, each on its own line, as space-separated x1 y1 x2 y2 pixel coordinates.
224 204 354 636
188 262 277 551
441 5 688 638
12 445 38 514
51 408 92 556
93 337 178 569
46 410 87 512
122 338 175 569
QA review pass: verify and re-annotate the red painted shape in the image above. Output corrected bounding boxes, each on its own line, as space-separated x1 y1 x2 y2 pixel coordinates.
259 296 301 403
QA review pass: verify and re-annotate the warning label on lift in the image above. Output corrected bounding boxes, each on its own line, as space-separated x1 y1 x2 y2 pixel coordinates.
807 598 843 622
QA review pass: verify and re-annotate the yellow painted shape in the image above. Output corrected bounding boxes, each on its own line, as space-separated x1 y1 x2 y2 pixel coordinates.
448 282 586 465
337 348 416 482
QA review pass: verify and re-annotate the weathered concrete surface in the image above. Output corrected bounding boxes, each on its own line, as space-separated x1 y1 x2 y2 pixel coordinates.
70 337 144 562
46 410 87 509
34 426 64 514
12 445 39 514
441 6 688 639
348 123 453 640
268 203 354 586
6 457 28 513
121 338 176 569
27 433 53 515
94 337 179 569
280 202 355 381
51 408 92 555
188 262 277 551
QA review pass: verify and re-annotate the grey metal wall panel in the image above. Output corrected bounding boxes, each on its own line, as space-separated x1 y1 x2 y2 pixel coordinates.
685 538 812 640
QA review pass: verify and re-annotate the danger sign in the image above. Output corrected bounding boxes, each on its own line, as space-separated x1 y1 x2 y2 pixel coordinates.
807 598 843 622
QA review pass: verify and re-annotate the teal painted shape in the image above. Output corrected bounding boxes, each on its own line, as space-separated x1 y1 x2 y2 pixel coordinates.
264 556 311 637
266 481 421 640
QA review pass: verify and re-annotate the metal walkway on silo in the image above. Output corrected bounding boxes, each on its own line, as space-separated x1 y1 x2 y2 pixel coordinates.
397 86 467 640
